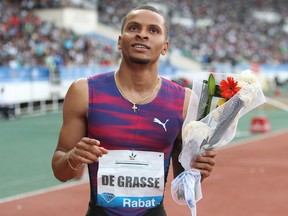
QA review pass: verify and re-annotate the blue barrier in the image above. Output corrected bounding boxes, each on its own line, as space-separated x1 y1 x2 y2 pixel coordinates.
212 63 288 73
59 64 178 79
1 64 287 83
59 65 118 80
0 67 49 82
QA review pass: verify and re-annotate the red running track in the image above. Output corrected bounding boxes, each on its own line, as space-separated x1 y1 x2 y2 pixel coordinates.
1 130 288 216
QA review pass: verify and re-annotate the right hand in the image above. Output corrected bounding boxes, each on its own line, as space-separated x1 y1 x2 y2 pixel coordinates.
69 137 108 166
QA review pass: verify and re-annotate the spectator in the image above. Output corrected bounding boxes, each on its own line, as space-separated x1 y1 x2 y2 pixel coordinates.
0 0 287 69
0 87 15 120
0 1 120 68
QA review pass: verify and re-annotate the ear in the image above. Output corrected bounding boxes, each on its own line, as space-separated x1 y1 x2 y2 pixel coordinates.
117 36 122 50
161 41 169 55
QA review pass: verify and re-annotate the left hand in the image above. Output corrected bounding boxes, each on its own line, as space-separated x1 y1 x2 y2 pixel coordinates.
191 150 217 181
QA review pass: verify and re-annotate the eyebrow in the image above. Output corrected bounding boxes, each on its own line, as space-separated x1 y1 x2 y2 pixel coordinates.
126 21 163 31
125 21 140 27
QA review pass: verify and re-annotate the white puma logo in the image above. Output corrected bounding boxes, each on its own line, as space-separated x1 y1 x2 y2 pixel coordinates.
153 118 169 131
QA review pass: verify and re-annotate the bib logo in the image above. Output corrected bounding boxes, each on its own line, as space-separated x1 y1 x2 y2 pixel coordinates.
129 152 137 160
101 192 116 203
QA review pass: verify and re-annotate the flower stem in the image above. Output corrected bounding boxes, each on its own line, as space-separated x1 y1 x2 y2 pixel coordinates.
205 94 213 117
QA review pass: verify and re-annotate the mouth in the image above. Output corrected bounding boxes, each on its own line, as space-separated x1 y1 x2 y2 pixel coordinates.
131 43 150 49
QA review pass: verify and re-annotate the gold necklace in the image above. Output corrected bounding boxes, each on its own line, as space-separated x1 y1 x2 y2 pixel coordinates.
114 72 161 112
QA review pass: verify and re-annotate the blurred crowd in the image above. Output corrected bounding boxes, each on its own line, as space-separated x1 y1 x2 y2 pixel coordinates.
0 0 287 69
0 0 119 69
98 0 288 65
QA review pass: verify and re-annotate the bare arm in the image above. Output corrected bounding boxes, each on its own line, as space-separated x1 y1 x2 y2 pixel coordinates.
171 134 185 178
171 87 191 178
51 78 108 182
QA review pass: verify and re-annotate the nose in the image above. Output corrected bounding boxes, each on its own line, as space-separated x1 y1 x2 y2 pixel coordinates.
136 29 148 40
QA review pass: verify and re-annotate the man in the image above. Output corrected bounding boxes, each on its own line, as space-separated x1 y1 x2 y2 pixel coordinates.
0 87 15 119
52 5 217 216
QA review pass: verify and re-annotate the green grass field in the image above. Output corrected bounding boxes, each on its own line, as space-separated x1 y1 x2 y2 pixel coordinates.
0 105 287 199
0 112 63 199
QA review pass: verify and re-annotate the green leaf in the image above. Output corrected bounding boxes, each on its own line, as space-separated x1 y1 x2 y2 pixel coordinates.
207 73 216 96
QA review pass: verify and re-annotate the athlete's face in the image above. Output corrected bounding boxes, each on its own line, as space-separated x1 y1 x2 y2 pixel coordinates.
118 9 169 65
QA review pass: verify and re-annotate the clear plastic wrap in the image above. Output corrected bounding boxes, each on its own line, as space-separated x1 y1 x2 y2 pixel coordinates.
171 70 266 216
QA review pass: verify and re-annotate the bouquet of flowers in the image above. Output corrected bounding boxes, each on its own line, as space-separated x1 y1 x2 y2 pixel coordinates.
171 70 266 216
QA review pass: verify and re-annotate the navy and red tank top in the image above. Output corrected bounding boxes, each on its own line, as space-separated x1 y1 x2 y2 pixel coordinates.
87 72 185 215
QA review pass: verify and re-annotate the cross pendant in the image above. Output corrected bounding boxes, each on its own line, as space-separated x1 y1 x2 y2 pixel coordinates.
132 103 137 112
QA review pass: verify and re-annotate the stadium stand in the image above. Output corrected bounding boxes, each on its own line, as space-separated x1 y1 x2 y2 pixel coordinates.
2 0 287 68
0 1 119 68
0 0 287 117
97 0 288 66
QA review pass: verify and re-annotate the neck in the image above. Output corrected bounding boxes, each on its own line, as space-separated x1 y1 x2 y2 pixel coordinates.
114 71 161 112
119 60 158 74
117 64 159 91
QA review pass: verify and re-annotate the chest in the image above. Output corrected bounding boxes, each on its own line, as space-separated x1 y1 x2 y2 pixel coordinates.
88 101 181 152
87 75 184 153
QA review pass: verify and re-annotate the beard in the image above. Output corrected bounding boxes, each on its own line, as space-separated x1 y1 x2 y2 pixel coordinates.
129 56 150 64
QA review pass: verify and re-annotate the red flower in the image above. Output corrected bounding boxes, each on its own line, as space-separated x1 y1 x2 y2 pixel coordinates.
220 77 241 99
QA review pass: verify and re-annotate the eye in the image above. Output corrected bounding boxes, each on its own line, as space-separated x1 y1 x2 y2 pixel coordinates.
129 25 139 31
150 27 160 34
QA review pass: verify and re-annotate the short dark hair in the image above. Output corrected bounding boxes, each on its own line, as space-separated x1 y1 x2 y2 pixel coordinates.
120 5 169 39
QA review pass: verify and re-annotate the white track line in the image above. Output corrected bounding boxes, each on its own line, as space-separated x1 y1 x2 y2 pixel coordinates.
223 129 288 150
0 177 89 204
266 97 288 112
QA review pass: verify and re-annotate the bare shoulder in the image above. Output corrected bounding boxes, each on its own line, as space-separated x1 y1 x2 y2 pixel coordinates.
183 87 191 119
69 78 88 92
63 78 88 116
184 87 191 97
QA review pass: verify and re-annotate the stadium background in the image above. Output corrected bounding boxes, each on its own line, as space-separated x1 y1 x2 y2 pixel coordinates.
0 0 288 215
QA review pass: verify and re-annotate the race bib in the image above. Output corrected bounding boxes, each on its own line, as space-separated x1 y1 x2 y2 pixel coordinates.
97 150 164 209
